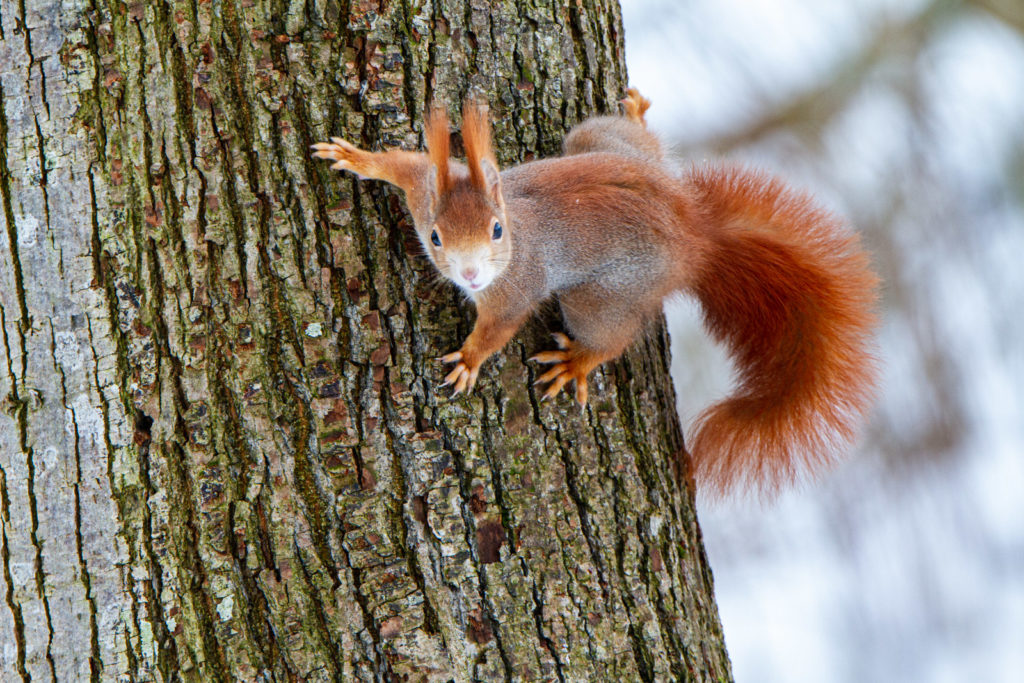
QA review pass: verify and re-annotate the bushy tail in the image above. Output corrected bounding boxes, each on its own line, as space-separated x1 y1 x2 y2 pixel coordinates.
685 165 879 498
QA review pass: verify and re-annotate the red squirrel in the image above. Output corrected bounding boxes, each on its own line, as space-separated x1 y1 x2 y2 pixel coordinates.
313 90 878 496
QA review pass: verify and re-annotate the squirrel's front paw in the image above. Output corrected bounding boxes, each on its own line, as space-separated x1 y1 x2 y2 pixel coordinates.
438 350 481 396
311 138 367 174
530 333 601 405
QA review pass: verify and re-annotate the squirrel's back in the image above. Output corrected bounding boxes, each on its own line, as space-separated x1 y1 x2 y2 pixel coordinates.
563 89 662 163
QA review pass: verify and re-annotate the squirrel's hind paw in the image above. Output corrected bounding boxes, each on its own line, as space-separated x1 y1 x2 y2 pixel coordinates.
530 334 600 405
622 88 652 126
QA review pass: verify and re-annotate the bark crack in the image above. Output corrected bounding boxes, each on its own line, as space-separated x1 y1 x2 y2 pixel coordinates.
292 543 345 680
93 307 179 680
553 424 611 604
379 373 444 639
337 546 391 679
439 424 514 682
145 232 231 679
0 69 58 673
32 115 53 270
82 173 152 677
0 80 32 338
522 557 567 683
49 320 104 682
16 0 50 118
0 304 29 681
583 387 660 681
635 517 690 681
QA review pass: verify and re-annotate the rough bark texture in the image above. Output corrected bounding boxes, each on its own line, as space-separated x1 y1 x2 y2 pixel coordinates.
0 0 732 680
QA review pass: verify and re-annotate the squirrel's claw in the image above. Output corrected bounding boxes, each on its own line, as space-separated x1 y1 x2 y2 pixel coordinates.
575 378 588 405
541 373 572 401
439 354 479 396
537 363 589 406
535 365 566 385
441 363 464 392
311 141 342 157
311 139 360 170
530 350 568 365
530 333 572 365
531 334 595 406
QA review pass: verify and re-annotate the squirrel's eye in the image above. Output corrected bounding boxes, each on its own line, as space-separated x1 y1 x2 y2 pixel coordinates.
430 229 441 247
492 222 503 240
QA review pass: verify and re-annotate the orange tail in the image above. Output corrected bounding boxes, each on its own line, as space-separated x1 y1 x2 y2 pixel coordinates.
685 165 879 498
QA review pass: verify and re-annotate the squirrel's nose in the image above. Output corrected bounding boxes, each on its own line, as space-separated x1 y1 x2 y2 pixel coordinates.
461 267 479 282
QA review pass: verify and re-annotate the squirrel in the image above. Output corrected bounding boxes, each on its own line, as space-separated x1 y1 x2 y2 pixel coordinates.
313 89 879 496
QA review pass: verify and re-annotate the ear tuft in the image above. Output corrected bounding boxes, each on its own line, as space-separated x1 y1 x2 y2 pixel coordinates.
461 99 499 193
425 104 452 195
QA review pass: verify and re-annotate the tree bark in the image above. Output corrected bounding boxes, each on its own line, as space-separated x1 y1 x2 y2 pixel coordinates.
0 0 732 681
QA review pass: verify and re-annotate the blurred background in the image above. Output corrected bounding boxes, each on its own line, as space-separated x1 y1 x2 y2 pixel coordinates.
621 0 1024 681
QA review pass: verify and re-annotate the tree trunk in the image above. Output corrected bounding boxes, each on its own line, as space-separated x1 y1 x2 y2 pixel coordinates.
0 0 732 680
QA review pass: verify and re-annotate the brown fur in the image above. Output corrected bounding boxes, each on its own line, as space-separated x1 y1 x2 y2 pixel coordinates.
461 100 495 192
622 87 652 125
685 166 879 497
424 105 452 195
312 90 880 499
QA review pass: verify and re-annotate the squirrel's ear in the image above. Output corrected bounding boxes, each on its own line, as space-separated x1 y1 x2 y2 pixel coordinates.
461 99 502 204
478 157 504 209
424 105 453 196
424 164 441 215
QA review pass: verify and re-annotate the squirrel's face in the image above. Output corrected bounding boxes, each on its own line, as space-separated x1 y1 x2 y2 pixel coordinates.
425 184 511 295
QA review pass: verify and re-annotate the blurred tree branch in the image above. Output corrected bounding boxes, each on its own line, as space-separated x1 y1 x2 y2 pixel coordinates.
970 0 1024 34
682 0 958 154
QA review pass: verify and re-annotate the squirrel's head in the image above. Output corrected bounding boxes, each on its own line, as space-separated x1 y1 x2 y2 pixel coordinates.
421 101 510 296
